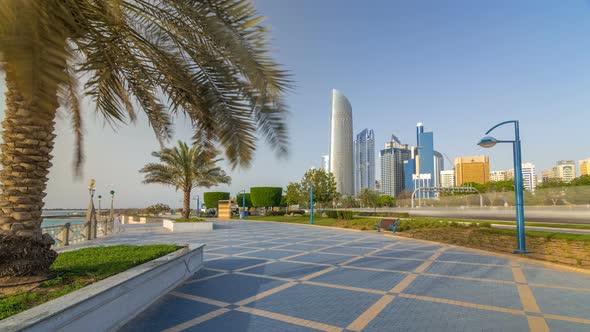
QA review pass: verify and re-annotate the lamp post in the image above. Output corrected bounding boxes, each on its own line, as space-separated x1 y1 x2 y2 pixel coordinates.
86 179 97 240
109 190 115 221
309 186 314 225
194 194 200 217
477 120 529 254
238 190 246 219
97 195 102 222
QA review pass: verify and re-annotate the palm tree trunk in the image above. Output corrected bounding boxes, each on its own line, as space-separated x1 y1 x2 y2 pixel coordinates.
0 74 58 277
183 189 191 219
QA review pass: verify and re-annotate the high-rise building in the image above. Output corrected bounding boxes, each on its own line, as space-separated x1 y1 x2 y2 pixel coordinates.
354 129 375 195
321 155 330 173
380 135 410 197
490 170 508 182
404 122 436 198
542 160 576 183
433 151 444 187
440 170 455 188
579 158 590 177
521 163 537 192
329 89 354 195
455 156 490 185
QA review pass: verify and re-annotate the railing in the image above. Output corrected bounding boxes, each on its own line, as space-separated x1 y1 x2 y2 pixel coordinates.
42 217 119 248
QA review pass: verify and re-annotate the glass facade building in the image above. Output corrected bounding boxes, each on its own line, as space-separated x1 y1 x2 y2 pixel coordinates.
354 129 375 195
329 89 354 195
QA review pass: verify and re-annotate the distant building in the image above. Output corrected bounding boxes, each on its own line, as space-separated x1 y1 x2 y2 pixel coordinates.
354 129 375 195
521 163 537 192
321 155 329 172
580 158 590 177
490 170 508 182
404 123 436 198
455 156 490 186
329 89 354 195
380 135 410 197
542 160 576 183
433 151 444 188
440 170 455 188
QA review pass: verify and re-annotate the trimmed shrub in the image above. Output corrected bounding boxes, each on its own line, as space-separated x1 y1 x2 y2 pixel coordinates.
250 187 283 208
356 211 410 218
236 193 253 208
204 192 230 208
324 210 353 220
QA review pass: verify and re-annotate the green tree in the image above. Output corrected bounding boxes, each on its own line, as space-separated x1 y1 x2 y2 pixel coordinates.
236 193 252 208
145 203 171 216
300 168 339 209
358 188 379 211
140 141 231 219
0 0 290 277
339 195 358 208
251 187 283 215
377 195 396 207
204 192 231 209
285 182 304 207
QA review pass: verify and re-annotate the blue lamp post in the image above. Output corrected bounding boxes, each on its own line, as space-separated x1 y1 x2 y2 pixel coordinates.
477 120 529 254
238 190 247 219
309 186 314 225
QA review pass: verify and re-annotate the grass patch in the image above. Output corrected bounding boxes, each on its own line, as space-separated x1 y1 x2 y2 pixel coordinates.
172 217 206 222
0 244 180 320
477 228 590 241
489 221 590 230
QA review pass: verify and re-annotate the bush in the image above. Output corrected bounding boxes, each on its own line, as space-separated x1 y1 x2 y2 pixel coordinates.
250 187 283 208
324 210 353 220
356 211 410 218
145 203 170 215
204 192 230 208
236 193 253 208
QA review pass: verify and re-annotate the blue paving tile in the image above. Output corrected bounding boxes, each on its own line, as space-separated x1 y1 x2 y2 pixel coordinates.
288 252 355 265
531 286 590 320
188 310 321 332
425 261 515 281
395 244 442 251
237 241 286 249
546 318 590 332
403 275 522 309
120 294 218 331
522 268 590 289
204 253 225 261
319 246 375 255
246 283 381 327
346 257 425 271
176 273 286 303
207 246 258 255
238 249 300 260
187 268 223 281
436 252 510 265
279 244 331 252
205 257 268 271
371 249 433 260
241 261 327 279
311 267 407 291
363 296 528 332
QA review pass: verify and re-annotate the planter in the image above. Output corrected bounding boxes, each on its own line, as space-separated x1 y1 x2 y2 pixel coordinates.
162 219 213 232
0 244 204 332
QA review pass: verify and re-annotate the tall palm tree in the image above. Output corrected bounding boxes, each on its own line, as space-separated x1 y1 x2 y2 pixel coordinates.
0 0 290 277
140 141 231 219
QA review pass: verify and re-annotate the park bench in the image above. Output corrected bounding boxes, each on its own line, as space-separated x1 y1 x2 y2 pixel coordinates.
375 218 400 234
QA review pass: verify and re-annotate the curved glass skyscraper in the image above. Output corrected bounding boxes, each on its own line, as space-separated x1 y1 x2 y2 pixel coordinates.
329 89 354 195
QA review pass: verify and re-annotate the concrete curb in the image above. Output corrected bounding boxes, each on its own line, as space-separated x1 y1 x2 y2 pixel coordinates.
1 244 205 332
162 219 213 232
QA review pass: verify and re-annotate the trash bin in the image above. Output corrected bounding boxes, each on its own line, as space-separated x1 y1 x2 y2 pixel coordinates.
240 211 247 219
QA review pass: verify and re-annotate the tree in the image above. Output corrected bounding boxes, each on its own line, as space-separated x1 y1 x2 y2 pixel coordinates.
299 168 339 209
251 187 283 215
204 192 231 209
140 141 231 219
236 193 252 208
286 182 304 207
0 1 290 277
358 188 379 211
145 203 171 216
339 195 358 208
377 195 396 207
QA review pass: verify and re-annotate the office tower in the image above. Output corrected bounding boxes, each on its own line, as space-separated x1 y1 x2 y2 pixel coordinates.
440 170 455 188
455 156 490 185
354 129 375 195
521 163 537 191
490 170 508 182
380 135 410 197
329 89 354 195
580 158 590 177
411 122 435 198
433 151 444 187
321 155 330 173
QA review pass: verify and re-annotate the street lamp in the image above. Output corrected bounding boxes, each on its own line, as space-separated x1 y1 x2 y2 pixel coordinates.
237 190 246 219
109 190 115 221
193 194 200 217
86 179 97 239
97 195 102 222
477 120 529 254
309 186 314 225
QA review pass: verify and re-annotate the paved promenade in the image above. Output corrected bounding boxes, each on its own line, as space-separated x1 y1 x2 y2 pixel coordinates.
84 221 589 331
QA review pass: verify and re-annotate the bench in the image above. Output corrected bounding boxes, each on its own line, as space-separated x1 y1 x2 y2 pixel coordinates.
375 218 400 234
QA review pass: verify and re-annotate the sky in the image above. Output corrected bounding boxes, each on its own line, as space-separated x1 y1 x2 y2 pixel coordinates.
2 0 590 208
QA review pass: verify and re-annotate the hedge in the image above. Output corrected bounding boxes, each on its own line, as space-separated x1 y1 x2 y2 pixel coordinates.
236 193 253 208
250 187 283 207
204 192 230 208
355 211 410 218
325 210 353 220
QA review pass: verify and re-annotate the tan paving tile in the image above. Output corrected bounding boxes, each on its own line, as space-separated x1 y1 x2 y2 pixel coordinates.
347 295 395 331
236 307 343 332
162 308 230 332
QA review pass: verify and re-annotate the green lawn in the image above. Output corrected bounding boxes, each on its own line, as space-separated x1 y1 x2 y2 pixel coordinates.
476 228 590 241
0 244 180 320
172 217 206 222
244 215 378 230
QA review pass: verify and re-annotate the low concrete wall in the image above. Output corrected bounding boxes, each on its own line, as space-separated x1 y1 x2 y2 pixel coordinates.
1 244 204 332
162 219 213 232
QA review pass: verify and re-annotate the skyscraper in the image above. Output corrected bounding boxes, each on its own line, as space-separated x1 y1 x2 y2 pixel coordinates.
580 158 590 177
433 151 444 187
406 122 436 198
329 89 354 195
321 155 330 173
380 135 410 197
455 156 490 185
354 129 375 195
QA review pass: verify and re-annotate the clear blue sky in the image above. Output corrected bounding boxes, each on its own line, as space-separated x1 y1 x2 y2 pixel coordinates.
2 0 590 208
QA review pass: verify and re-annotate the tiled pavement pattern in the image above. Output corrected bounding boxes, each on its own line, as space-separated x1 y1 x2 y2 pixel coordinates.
92 221 590 332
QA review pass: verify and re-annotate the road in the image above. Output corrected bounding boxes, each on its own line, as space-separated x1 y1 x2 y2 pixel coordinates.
347 206 590 224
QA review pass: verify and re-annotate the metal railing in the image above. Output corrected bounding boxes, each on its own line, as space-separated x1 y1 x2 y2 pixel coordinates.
42 216 119 248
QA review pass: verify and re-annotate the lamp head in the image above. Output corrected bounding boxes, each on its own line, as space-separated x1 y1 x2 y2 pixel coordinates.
110 190 115 195
477 136 498 148
98 195 102 199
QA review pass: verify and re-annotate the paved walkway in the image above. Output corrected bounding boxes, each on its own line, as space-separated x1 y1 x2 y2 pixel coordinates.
82 221 589 331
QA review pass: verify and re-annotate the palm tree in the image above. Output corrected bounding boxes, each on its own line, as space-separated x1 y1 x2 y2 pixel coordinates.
140 141 231 219
0 1 290 277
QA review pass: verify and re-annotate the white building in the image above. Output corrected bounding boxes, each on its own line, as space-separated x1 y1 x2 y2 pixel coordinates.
496 163 537 191
440 170 455 188
490 170 508 182
321 155 329 173
354 129 375 195
542 160 576 183
329 89 354 195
